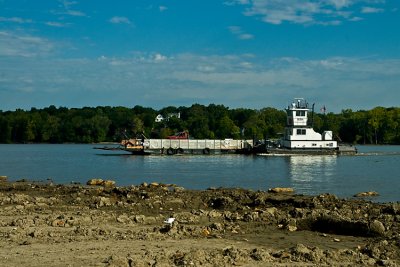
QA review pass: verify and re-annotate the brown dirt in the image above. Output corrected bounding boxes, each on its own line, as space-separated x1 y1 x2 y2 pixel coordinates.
0 179 399 266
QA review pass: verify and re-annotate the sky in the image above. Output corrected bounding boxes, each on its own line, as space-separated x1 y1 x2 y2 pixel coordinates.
0 0 399 112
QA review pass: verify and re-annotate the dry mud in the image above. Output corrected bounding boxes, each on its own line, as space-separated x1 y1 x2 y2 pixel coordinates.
0 179 399 266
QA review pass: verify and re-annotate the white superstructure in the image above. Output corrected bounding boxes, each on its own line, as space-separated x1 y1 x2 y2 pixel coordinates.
280 98 337 149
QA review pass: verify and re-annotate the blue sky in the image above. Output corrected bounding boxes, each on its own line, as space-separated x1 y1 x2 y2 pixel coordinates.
0 0 399 112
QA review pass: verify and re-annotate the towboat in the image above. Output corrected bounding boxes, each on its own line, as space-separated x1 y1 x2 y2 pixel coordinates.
258 98 357 155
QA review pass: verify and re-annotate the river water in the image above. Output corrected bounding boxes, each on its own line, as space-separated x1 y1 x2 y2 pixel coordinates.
0 144 399 203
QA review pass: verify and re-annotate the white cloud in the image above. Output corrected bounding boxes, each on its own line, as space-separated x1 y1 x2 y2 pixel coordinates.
238 33 254 40
0 31 54 57
54 0 86 17
109 16 132 24
328 0 351 9
197 65 216 72
228 26 254 40
153 53 168 62
361 6 384 13
224 0 250 6
230 0 386 25
64 10 85 16
0 17 33 23
1 52 399 111
45 21 69 27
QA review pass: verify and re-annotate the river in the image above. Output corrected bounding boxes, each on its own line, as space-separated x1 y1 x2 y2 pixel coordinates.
0 144 399 202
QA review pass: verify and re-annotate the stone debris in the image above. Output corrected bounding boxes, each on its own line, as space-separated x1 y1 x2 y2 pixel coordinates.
354 191 380 197
0 180 399 266
86 179 116 187
268 187 295 193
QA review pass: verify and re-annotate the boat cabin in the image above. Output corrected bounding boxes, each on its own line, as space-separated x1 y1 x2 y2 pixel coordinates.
280 98 337 149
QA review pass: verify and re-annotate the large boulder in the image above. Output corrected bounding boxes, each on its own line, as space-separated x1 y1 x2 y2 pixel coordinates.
354 191 379 197
268 187 294 193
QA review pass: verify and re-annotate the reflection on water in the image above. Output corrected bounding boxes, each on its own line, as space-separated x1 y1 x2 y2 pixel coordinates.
288 155 337 182
287 155 337 195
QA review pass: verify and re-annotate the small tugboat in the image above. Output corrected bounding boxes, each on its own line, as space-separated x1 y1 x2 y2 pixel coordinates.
258 98 357 155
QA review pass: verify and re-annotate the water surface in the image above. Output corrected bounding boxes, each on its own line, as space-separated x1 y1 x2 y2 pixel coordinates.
0 144 399 202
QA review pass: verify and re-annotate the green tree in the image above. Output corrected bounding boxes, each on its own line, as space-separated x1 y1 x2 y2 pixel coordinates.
90 115 111 142
186 104 210 139
0 114 12 143
41 115 61 142
243 112 267 140
261 108 286 139
215 115 240 139
368 107 386 144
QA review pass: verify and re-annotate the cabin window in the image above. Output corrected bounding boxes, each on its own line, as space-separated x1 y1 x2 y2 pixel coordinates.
296 111 306 116
296 129 306 135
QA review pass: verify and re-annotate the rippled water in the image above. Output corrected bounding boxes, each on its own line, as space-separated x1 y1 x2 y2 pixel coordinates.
0 144 399 202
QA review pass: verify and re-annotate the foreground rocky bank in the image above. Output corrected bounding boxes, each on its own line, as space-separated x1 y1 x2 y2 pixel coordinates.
0 179 399 266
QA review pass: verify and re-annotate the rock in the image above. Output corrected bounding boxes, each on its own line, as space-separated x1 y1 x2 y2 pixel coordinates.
369 219 386 236
11 193 30 204
52 219 65 227
104 255 130 267
209 196 234 209
268 187 294 193
291 244 324 262
87 179 104 186
383 203 400 215
210 222 224 231
284 218 297 232
265 207 278 216
102 180 116 187
98 197 112 207
377 259 396 266
174 186 185 193
116 214 130 224
202 228 210 236
354 191 379 197
0 176 7 182
87 179 115 187
207 210 223 218
243 211 259 222
292 243 311 255
164 198 185 209
130 215 158 224
250 248 271 261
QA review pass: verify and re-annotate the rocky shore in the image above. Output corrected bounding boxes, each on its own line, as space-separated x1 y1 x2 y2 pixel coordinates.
0 178 399 266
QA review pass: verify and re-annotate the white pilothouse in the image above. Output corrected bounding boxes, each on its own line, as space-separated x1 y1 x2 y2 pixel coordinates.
279 98 337 150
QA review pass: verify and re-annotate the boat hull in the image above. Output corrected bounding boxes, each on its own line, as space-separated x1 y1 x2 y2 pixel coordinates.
258 144 357 155
260 148 338 155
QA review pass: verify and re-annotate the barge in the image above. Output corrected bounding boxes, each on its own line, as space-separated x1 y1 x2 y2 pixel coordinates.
119 137 254 155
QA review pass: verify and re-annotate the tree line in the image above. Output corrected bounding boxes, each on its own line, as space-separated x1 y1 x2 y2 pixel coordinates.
0 104 399 144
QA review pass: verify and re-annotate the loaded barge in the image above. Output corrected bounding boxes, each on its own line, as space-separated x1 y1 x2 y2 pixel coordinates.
95 98 357 156
117 132 254 155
